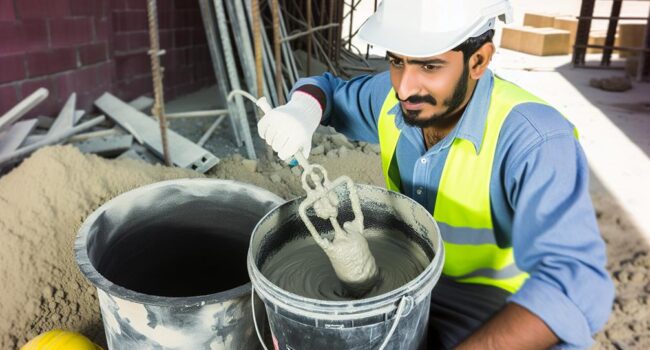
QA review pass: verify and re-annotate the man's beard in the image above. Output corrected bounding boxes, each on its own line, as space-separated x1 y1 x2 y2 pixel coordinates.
398 61 470 128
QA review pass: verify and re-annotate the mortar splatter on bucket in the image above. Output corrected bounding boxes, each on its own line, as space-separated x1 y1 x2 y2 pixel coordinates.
248 184 444 350
75 179 284 349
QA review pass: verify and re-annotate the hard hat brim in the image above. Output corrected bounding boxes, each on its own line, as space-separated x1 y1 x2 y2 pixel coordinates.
358 13 491 58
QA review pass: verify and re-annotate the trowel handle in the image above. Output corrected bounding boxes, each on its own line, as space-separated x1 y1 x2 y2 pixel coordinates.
255 96 308 168
255 96 273 114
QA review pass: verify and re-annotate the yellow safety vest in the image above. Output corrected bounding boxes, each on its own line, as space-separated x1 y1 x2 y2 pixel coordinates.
378 76 565 293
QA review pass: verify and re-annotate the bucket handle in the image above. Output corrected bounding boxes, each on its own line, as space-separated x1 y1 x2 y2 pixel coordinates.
251 287 414 350
378 295 414 350
251 286 270 350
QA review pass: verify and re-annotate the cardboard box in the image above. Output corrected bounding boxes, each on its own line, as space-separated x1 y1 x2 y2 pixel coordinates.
523 13 556 28
553 17 578 52
618 23 646 58
585 31 621 54
500 26 571 56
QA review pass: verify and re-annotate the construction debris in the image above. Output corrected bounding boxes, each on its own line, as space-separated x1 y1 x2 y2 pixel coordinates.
0 88 48 132
0 116 106 169
0 119 38 157
127 96 155 112
94 92 220 173
72 134 134 157
589 76 633 92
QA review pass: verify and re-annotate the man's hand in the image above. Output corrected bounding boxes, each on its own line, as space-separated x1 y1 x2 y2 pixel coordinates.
455 303 559 350
257 91 322 161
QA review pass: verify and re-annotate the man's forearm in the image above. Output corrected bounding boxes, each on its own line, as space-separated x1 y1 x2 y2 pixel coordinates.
455 303 559 350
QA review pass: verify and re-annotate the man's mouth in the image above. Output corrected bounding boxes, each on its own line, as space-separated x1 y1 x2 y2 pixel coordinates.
401 101 427 110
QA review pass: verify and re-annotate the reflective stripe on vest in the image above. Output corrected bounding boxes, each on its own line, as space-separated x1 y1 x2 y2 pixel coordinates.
377 76 560 293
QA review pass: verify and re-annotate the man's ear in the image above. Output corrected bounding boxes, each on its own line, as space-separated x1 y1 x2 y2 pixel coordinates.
469 42 495 80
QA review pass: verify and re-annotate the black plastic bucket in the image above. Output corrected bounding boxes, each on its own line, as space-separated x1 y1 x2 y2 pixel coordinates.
75 179 284 349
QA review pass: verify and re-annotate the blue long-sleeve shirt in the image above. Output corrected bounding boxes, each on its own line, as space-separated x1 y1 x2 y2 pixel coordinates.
293 69 614 349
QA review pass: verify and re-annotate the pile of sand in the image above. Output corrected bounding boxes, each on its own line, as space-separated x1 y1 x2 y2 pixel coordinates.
592 191 650 349
0 133 647 349
0 146 203 348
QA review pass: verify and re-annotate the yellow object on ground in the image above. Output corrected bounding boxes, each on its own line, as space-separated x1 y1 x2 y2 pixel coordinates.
21 330 102 350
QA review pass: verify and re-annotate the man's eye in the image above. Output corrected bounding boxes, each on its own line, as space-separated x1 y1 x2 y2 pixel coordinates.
389 58 403 67
423 64 441 71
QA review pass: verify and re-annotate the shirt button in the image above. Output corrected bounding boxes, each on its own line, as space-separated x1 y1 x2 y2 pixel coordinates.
420 158 427 164
416 188 423 195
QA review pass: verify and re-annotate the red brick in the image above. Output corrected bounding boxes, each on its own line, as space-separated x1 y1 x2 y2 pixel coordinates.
174 0 196 10
50 18 93 47
159 30 173 49
112 10 147 32
95 18 109 41
54 66 99 101
26 48 77 78
158 11 175 29
19 76 58 117
173 29 192 48
15 0 68 19
95 61 115 86
69 0 96 16
0 54 27 83
79 42 107 65
128 31 149 51
115 74 151 101
193 27 206 46
126 0 146 10
113 33 129 52
114 52 150 78
0 84 19 115
111 0 127 10
156 0 174 12
0 0 16 21
22 20 49 52
0 22 23 55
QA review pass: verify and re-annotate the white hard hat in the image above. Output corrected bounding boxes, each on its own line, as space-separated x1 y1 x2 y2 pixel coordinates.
358 0 514 57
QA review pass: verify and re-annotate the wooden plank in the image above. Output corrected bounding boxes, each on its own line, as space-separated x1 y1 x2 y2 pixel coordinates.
117 143 161 164
0 88 48 132
94 93 220 173
0 119 39 156
73 134 133 157
47 93 77 137
0 116 105 168
128 96 154 112
74 110 85 124
36 116 54 129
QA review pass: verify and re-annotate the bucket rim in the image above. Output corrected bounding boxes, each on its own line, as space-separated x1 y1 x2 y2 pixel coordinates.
75 178 285 307
247 183 445 317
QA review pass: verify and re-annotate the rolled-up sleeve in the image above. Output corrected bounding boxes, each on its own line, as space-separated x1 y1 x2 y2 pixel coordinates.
505 130 615 349
291 72 392 143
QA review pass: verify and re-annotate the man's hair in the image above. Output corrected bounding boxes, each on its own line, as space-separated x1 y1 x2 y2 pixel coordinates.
452 29 495 60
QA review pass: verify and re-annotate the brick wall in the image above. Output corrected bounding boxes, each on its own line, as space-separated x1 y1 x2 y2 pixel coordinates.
0 0 214 118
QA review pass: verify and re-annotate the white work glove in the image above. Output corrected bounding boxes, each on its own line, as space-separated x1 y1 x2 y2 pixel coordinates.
257 91 322 161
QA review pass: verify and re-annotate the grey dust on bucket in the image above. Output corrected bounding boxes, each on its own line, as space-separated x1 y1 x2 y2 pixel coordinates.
74 179 284 349
248 184 445 350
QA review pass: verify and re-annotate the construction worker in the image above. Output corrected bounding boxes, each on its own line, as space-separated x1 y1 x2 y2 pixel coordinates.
258 0 614 349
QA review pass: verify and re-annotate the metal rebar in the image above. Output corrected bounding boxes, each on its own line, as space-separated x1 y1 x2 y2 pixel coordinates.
271 0 285 105
252 0 264 100
214 0 257 159
306 0 312 75
198 0 243 146
146 0 171 166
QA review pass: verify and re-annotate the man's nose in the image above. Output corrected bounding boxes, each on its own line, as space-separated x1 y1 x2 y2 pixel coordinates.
395 69 420 101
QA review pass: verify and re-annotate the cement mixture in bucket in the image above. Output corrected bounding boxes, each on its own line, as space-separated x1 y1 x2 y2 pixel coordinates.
263 156 429 300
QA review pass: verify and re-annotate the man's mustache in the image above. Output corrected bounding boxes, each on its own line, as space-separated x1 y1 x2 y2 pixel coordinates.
395 92 437 106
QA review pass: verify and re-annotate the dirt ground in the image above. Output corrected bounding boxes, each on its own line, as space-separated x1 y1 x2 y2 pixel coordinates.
0 132 647 348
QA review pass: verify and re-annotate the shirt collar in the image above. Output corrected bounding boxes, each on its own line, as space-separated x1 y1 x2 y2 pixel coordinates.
391 69 494 155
